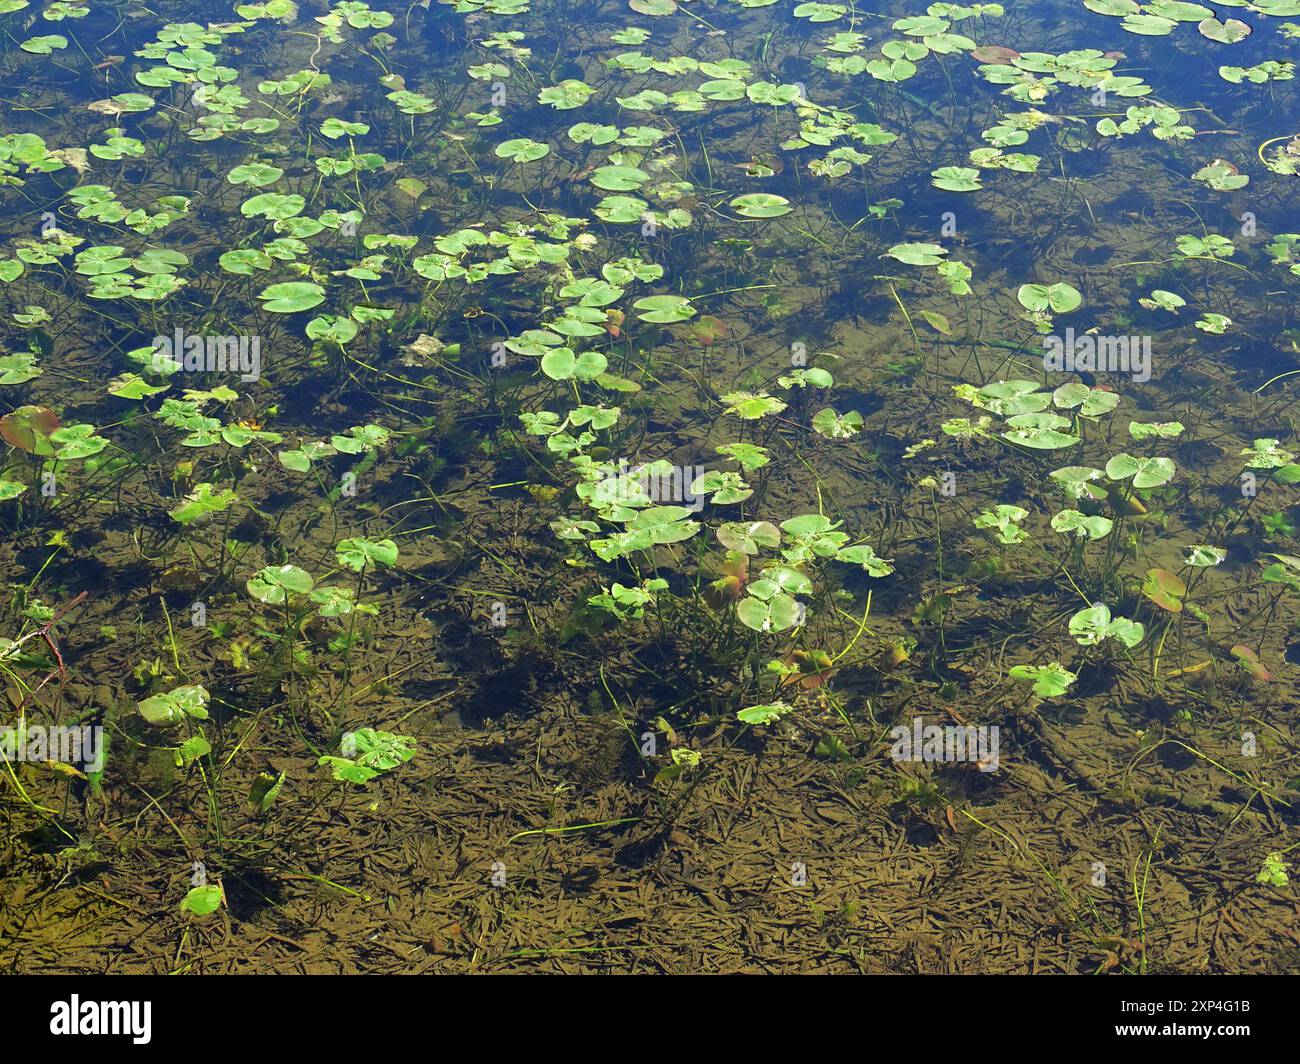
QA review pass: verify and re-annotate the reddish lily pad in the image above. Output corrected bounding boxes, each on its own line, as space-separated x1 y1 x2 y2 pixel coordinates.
971 45 1020 64
1142 568 1186 612
692 315 729 346
1230 645 1269 681
0 405 60 455
704 551 748 609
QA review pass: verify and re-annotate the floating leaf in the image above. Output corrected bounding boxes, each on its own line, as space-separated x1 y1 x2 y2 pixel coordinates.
109 373 169 400
931 166 982 192
717 520 781 554
1138 289 1185 313
319 727 417 784
1230 645 1269 681
0 353 41 386
1121 13 1177 35
1 405 61 455
793 2 845 21
21 35 68 54
170 483 238 525
1049 465 1106 501
633 295 695 323
971 44 1022 64
494 137 550 163
1051 509 1113 540
835 544 895 576
335 537 398 571
1142 568 1186 613
1008 662 1077 698
1184 545 1226 567
227 162 284 187
721 391 786 419
1105 453 1175 488
737 701 794 725
1070 603 1144 647
246 564 314 604
1002 413 1080 450
692 315 728 346
538 80 595 109
811 407 863 438
181 884 223 917
886 242 947 266
1199 17 1252 43
1052 382 1118 418
1129 421 1184 440
1017 282 1082 314
730 193 792 218
310 586 357 617
138 685 210 726
259 281 325 313
736 592 802 632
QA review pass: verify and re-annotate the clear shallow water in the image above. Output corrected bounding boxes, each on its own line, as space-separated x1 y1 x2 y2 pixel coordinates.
1 0 1299 973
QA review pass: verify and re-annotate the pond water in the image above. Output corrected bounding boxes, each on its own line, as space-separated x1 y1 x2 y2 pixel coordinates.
1 0 1298 974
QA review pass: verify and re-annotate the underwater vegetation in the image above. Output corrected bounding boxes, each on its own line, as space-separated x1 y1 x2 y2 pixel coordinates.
0 0 1299 975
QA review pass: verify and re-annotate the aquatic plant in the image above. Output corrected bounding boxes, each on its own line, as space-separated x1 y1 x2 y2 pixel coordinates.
0 0 1296 977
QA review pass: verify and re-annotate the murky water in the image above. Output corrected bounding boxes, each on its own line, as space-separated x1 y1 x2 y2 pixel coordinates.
1 0 1298 973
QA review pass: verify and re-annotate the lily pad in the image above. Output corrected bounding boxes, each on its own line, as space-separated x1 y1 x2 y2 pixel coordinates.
1141 568 1186 612
730 193 793 218
931 166 982 192
259 281 325 313
1105 453 1176 489
1018 282 1082 314
1198 17 1251 43
1008 662 1077 698
0 405 60 454
633 295 695 323
494 138 550 163
246 564 315 604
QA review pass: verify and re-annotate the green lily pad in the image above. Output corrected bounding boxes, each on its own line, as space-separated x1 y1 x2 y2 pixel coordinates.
169 483 238 525
590 165 650 191
1105 452 1176 488
181 884 223 917
21 34 68 54
730 193 793 218
336 537 398 571
0 353 41 385
259 281 326 313
931 166 982 191
319 727 417 784
1017 282 1082 314
495 138 550 163
138 684 210 726
737 701 794 725
1198 16 1251 42
886 242 948 266
1008 662 1077 698
633 295 695 323
246 564 315 604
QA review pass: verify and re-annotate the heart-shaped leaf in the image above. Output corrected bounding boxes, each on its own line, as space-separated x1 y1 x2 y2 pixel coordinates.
1142 568 1186 612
